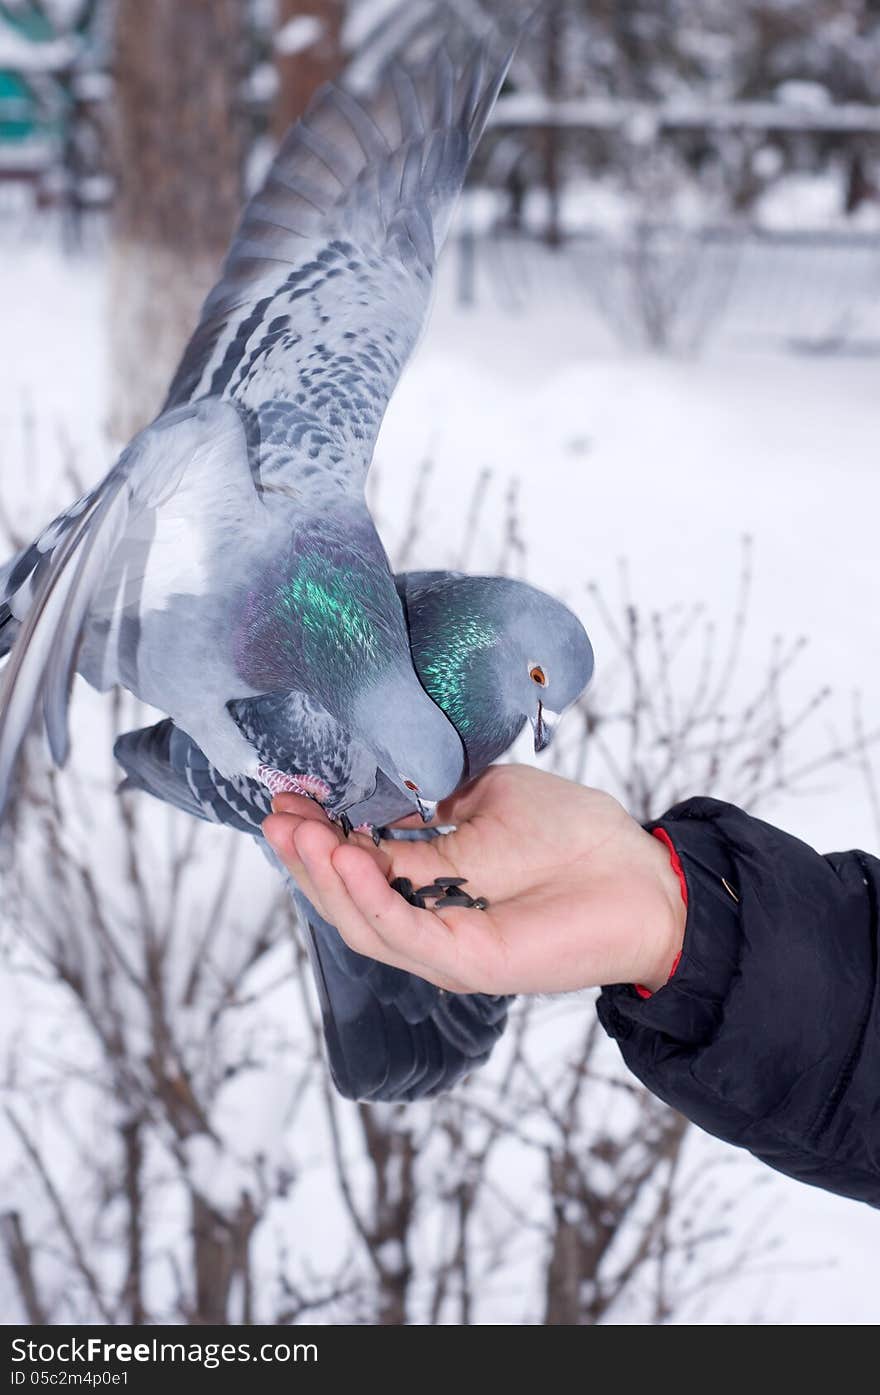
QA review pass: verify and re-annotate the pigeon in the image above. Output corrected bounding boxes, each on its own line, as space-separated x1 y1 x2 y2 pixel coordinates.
115 570 594 1100
348 569 595 829
0 39 518 823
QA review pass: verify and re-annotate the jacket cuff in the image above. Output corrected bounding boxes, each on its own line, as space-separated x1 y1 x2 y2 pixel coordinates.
599 809 742 1050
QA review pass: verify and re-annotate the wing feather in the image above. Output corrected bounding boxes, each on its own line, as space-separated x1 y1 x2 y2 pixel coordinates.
0 487 112 810
0 401 252 816
41 481 132 763
163 38 515 486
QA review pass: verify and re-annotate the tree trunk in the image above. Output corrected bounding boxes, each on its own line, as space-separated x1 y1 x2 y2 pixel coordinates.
358 1106 415 1325
190 1193 257 1325
273 1 345 141
108 0 246 441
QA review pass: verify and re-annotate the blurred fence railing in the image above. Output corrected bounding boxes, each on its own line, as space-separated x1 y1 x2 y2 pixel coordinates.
453 226 880 355
492 95 880 137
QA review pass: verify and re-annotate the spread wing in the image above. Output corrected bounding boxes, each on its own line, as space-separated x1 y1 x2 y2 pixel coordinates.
164 40 513 489
0 400 253 817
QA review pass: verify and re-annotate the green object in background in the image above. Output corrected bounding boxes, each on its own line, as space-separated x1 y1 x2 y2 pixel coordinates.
0 68 42 142
0 0 57 43
0 0 69 153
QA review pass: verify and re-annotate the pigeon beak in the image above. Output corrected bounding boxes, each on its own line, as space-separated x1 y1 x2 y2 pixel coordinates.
531 702 560 753
416 796 437 823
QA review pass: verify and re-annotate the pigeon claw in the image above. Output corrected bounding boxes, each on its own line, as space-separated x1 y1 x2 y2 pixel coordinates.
349 820 382 846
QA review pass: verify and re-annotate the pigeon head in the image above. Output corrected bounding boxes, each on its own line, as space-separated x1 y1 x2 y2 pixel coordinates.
352 674 465 818
403 574 594 769
505 586 594 754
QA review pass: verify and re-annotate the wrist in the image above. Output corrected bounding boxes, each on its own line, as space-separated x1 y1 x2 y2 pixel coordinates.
632 827 687 993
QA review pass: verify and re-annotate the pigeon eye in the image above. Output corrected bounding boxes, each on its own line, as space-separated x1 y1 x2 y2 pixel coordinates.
403 779 420 792
529 665 548 687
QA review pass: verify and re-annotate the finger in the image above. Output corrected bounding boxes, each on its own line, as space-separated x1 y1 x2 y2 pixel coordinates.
262 812 330 910
271 792 332 821
269 797 393 880
433 768 497 825
345 830 394 877
332 841 500 992
266 810 390 874
263 810 319 867
269 814 510 992
371 832 460 889
337 845 619 996
266 813 403 967
375 819 520 903
263 809 341 856
294 822 469 989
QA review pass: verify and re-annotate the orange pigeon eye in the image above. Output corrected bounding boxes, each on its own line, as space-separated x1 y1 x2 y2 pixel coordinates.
403 779 419 792
529 665 547 687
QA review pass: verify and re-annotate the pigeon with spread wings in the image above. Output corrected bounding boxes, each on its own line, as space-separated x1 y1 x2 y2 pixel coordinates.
114 570 594 1100
0 41 516 821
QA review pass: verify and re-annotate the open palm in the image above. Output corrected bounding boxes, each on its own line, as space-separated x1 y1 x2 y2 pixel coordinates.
263 764 684 996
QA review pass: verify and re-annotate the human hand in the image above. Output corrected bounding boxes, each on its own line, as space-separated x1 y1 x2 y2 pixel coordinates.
262 764 686 997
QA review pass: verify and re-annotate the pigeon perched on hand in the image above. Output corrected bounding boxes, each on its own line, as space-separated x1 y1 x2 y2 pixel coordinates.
0 40 517 822
115 570 594 1100
350 569 595 828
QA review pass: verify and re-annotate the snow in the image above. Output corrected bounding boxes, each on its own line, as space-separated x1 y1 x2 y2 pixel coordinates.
1 218 879 1324
245 61 279 106
756 172 880 232
0 140 54 172
0 29 77 73
343 0 423 51
774 79 832 109
274 16 324 58
72 70 113 102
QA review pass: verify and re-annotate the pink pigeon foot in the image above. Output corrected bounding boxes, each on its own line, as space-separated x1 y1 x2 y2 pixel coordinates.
258 765 332 803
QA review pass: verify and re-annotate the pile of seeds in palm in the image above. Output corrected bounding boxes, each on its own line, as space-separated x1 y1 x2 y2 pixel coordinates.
391 875 488 911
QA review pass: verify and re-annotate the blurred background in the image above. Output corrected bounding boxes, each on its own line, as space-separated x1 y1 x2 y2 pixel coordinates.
1 0 879 1325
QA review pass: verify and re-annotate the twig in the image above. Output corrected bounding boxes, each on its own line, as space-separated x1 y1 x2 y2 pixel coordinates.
5 1107 114 1323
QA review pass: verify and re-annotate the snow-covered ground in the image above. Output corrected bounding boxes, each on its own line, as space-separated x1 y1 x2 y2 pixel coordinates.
2 219 879 1323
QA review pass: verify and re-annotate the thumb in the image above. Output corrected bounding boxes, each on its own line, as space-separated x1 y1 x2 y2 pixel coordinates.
387 767 499 834
434 767 499 826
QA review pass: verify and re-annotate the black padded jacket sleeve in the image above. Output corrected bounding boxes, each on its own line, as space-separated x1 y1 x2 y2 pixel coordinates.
596 797 880 1207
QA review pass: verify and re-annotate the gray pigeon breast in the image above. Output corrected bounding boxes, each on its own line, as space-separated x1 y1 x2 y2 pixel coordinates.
229 689 376 810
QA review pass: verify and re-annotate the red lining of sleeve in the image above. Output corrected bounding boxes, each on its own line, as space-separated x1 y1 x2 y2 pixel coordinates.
634 828 687 999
